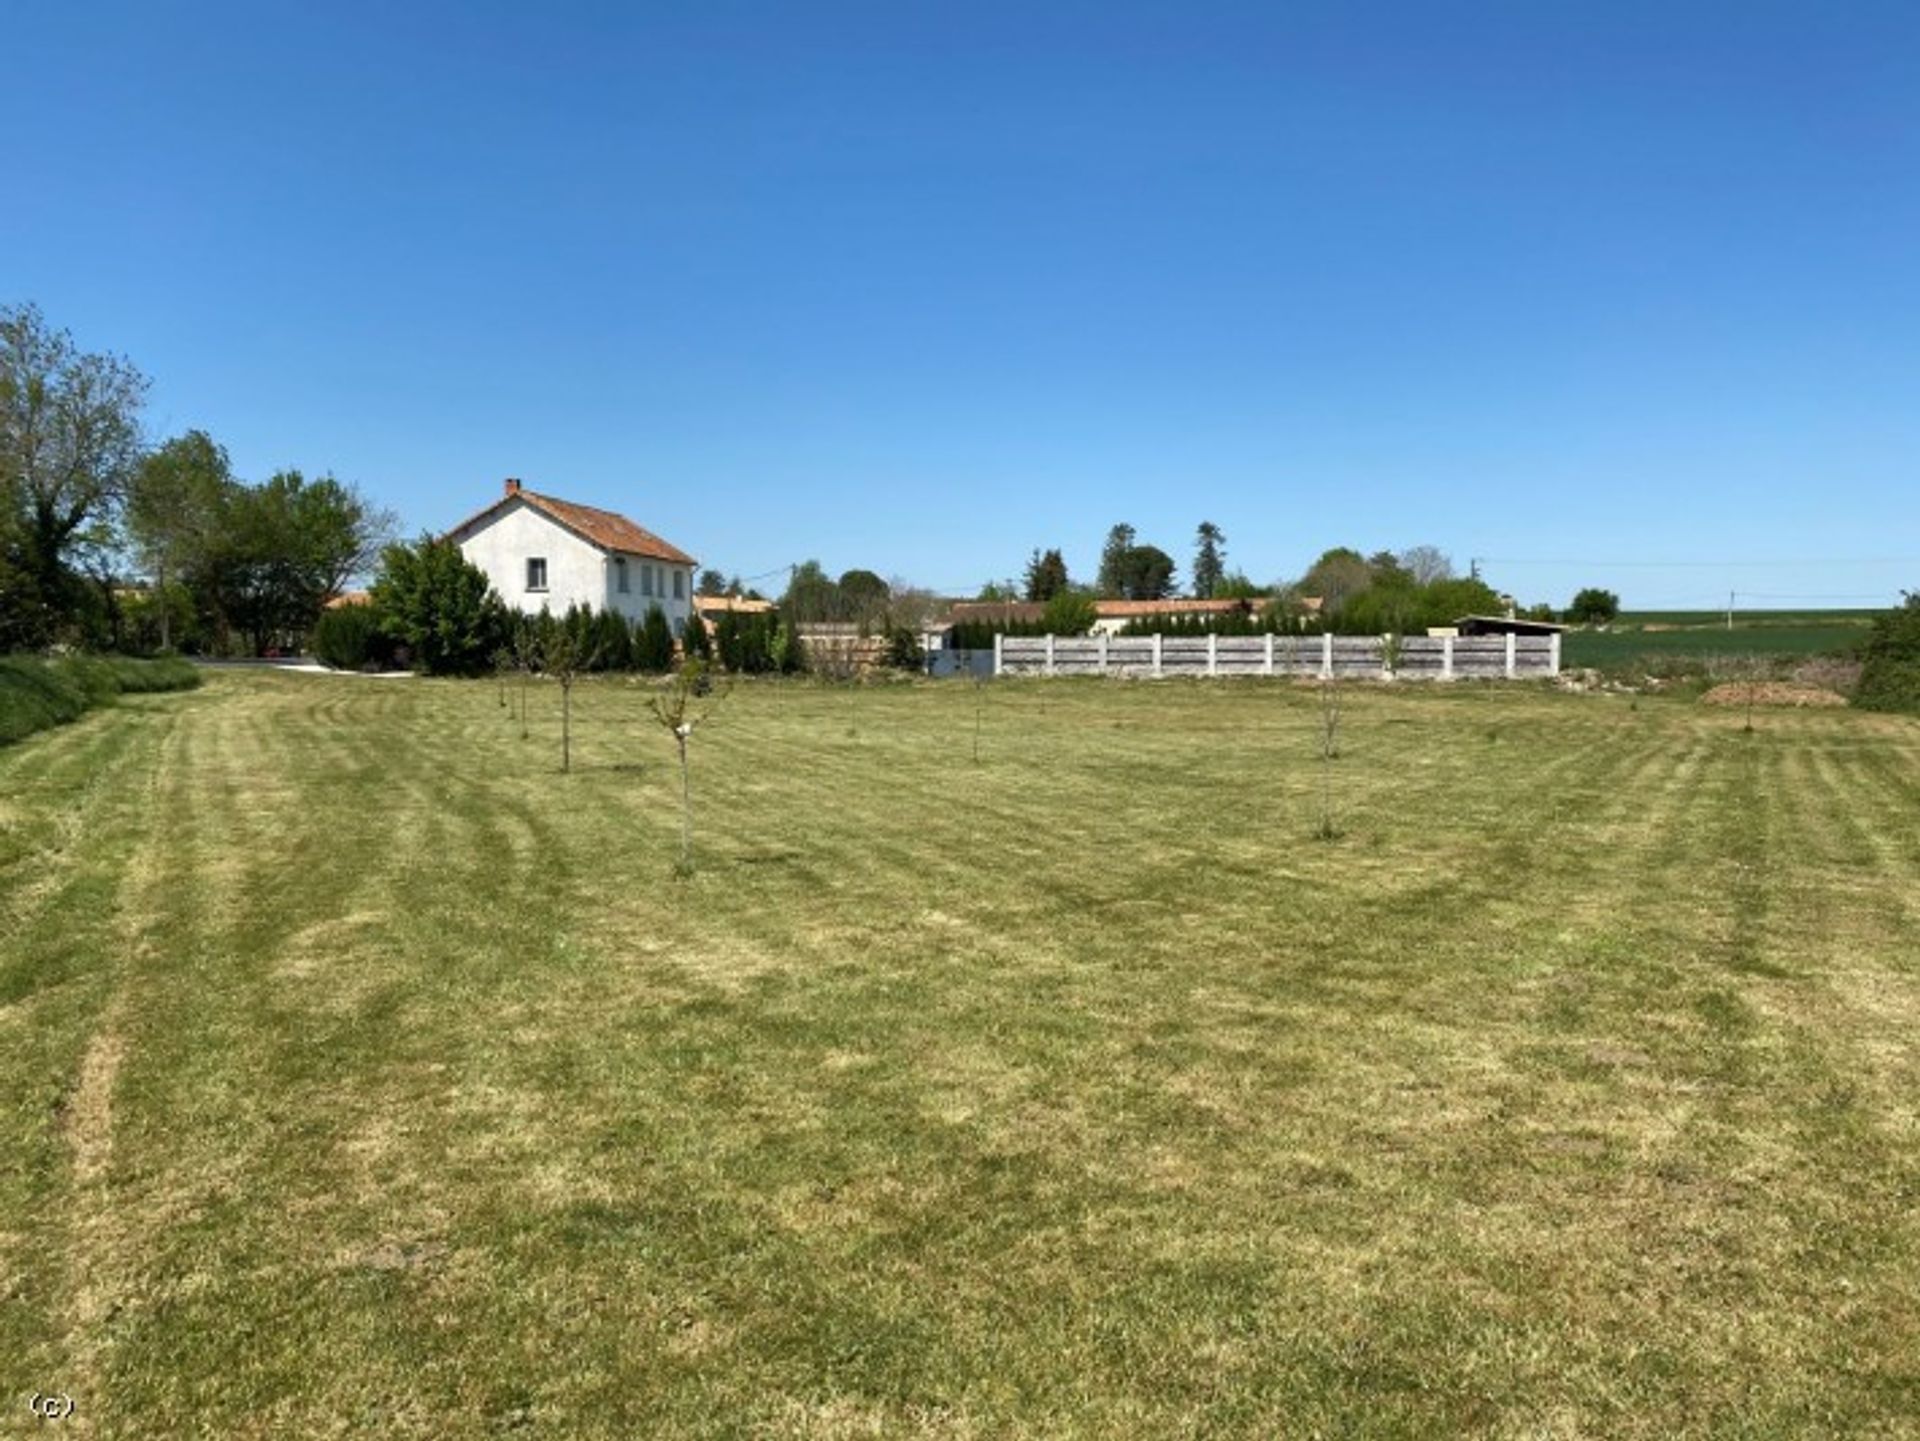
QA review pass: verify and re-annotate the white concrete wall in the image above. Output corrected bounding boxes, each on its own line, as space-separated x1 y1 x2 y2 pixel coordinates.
454 499 695 632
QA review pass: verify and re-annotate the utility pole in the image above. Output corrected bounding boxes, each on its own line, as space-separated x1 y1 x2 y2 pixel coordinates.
1727 590 1735 631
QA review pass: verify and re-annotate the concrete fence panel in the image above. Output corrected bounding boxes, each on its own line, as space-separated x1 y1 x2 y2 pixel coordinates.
996 632 1559 681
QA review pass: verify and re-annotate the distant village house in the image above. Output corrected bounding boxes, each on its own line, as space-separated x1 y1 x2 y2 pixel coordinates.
446 479 698 633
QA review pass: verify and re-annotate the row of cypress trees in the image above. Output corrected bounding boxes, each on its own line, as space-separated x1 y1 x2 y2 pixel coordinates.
513 602 698 673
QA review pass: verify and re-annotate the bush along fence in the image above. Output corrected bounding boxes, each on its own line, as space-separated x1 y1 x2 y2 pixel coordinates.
994 632 1561 680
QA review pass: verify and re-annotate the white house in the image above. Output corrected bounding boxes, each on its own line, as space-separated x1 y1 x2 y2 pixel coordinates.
446 479 699 632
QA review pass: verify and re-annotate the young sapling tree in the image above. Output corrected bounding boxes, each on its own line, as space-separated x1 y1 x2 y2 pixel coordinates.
649 658 729 875
971 664 988 765
509 619 541 740
1315 672 1344 840
538 623 599 773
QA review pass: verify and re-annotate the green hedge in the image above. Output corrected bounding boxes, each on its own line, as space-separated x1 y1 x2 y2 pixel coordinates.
0 654 201 747
312 605 401 672
1853 593 1920 714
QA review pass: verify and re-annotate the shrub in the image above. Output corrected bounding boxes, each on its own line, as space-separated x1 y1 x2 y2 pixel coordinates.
948 617 1052 649
371 537 508 676
716 611 783 674
1 654 200 747
1854 592 1920 714
883 624 925 670
775 614 806 674
681 612 712 662
588 608 630 671
311 604 398 671
635 606 675 672
1042 590 1098 635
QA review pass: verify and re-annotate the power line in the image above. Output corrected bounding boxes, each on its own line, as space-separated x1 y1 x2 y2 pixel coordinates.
1477 556 1920 569
1732 591 1898 601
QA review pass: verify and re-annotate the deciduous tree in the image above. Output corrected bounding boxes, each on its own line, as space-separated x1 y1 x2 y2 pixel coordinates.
127 430 229 650
193 470 391 653
0 303 149 648
1397 545 1454 586
1299 547 1373 616
1565 587 1621 624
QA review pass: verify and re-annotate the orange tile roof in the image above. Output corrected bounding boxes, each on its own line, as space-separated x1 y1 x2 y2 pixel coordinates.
693 595 775 615
444 482 696 565
1092 598 1252 617
947 601 1047 623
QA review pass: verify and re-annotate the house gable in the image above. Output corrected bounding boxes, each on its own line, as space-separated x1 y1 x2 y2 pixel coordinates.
448 480 698 623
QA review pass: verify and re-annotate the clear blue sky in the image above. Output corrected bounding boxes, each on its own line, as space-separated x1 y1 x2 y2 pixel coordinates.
6 1 1917 608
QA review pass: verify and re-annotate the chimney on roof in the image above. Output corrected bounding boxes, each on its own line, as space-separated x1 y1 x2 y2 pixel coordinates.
504 477 522 496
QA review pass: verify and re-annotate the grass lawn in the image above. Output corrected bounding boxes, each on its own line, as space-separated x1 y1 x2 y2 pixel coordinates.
3 671 1917 1437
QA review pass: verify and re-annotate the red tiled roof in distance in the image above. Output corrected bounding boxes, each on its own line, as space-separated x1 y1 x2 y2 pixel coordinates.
524 490 697 566
442 480 697 566
946 601 1047 624
1091 598 1253 618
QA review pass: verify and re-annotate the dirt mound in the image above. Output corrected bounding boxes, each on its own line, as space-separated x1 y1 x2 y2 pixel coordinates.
1700 682 1847 708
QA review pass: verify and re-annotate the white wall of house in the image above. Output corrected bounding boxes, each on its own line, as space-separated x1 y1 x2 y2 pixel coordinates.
601 554 695 632
453 500 694 631
456 503 601 616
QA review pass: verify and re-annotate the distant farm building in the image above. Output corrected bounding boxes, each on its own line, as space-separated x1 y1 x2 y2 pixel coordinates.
1453 614 1570 638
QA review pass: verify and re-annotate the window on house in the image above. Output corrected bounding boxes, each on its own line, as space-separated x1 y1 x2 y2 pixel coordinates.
615 557 629 593
673 569 686 600
526 557 548 591
641 564 654 598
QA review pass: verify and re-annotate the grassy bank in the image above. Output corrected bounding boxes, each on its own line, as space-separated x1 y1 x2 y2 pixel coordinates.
0 653 201 747
2 672 1916 1436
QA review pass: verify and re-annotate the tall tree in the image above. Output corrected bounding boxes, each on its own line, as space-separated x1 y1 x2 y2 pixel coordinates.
1192 522 1226 598
191 470 391 653
1397 545 1454 586
1023 547 1070 602
782 559 840 624
128 430 229 649
0 303 149 648
696 568 729 596
1114 545 1177 600
1096 523 1136 596
1366 550 1410 588
837 568 891 627
1299 547 1374 615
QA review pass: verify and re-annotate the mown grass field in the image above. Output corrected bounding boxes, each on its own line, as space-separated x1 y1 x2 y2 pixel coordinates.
3 671 1917 1438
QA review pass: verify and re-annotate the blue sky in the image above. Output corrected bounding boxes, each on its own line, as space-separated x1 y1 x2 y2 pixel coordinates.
6 1 1917 607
